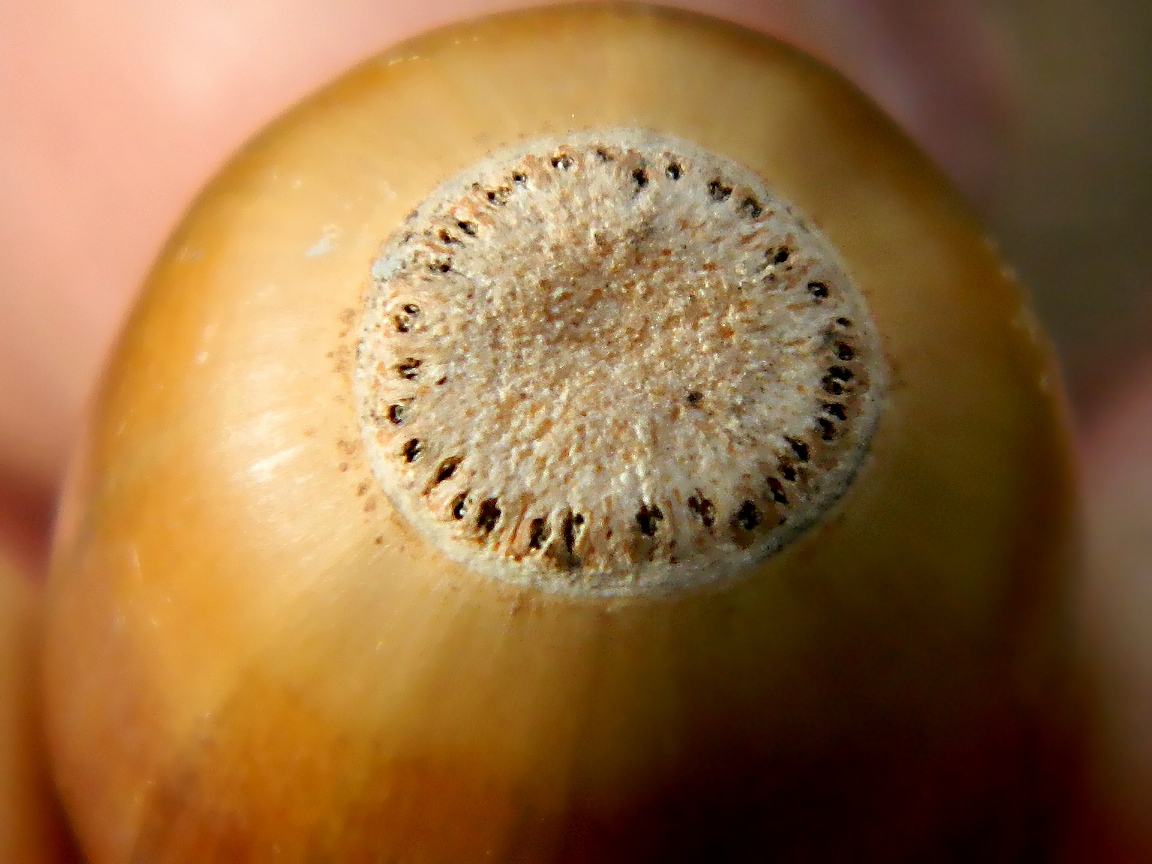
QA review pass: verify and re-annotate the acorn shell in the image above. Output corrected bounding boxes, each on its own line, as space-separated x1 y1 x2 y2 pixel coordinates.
44 5 1078 862
0 556 77 864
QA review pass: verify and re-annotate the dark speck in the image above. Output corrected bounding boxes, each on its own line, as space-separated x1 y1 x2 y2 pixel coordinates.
528 517 549 549
387 402 409 425
431 457 461 487
708 180 733 202
786 437 810 462
734 501 760 530
477 498 502 533
451 493 468 520
562 512 582 554
687 494 715 528
397 358 422 379
636 503 664 536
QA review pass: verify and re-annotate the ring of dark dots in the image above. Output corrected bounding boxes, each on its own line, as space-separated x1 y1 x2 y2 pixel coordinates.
374 145 868 567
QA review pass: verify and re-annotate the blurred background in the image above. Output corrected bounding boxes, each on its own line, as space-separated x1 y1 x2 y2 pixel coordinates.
983 0 1152 406
941 4 1152 855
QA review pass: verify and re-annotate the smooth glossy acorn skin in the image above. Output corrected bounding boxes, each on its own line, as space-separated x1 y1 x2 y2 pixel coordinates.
0 555 77 864
44 5 1078 862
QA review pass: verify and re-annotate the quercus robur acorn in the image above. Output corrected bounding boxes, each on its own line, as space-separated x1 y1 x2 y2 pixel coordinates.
43 5 1078 862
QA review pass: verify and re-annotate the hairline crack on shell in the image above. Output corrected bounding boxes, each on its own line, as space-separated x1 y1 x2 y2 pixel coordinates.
355 127 887 595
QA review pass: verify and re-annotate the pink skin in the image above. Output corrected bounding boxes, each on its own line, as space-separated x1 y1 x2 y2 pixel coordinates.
0 0 1146 858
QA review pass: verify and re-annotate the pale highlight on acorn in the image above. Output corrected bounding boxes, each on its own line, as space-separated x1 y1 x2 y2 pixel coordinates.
357 129 886 593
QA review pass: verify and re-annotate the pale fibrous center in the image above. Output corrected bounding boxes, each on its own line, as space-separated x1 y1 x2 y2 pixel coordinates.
355 128 885 595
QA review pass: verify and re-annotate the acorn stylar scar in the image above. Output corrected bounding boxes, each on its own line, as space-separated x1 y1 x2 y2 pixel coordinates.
357 127 886 594
43 4 1078 862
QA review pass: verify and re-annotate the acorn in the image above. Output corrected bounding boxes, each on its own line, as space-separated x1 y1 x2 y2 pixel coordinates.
43 4 1078 862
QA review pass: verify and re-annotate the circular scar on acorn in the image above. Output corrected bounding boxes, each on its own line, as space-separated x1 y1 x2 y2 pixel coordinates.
356 128 887 594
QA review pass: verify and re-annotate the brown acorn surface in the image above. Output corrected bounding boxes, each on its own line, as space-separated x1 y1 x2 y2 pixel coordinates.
1 552 78 864
43 5 1078 862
